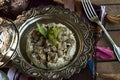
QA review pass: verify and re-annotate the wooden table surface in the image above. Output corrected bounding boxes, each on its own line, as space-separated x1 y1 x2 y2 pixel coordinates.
91 0 120 80
76 0 120 4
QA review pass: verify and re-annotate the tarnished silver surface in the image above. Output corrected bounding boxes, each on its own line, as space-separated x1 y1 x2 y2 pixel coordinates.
13 5 94 80
0 17 18 67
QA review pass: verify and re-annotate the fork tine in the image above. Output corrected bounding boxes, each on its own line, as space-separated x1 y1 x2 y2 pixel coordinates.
81 0 99 20
81 0 91 20
84 0 95 17
87 0 98 17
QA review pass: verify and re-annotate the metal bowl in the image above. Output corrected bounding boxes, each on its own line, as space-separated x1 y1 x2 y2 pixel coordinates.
0 17 18 68
13 6 94 80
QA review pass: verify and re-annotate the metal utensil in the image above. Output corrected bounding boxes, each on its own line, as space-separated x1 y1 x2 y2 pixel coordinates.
81 0 120 62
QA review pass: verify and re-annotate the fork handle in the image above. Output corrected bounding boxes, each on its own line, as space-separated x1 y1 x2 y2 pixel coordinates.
97 21 120 62
97 21 115 46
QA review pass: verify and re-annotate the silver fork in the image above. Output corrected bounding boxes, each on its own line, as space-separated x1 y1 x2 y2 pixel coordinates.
81 0 120 62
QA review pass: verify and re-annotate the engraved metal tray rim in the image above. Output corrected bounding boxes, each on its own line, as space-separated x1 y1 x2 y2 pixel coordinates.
12 5 94 80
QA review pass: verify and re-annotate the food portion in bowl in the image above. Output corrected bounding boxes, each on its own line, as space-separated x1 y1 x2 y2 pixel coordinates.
0 17 18 67
0 27 10 55
0 26 10 60
26 23 76 69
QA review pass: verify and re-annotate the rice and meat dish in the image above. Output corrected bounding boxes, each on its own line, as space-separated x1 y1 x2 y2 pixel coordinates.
26 23 76 69
0 27 10 58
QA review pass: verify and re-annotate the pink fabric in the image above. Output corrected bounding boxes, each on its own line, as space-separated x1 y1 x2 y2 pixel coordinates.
96 46 115 60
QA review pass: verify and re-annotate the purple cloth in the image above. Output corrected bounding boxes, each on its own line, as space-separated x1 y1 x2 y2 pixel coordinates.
96 46 115 60
7 67 33 80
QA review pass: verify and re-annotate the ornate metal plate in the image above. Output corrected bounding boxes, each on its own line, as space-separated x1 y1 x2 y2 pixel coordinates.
0 17 18 68
13 5 94 80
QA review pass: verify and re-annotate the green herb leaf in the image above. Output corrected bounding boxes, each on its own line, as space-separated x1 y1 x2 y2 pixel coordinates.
36 23 62 46
52 38 57 46
53 27 62 38
48 33 57 46
47 27 53 36
36 23 47 37
47 28 57 46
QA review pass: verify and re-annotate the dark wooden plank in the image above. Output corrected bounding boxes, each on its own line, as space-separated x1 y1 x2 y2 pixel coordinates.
76 0 120 5
96 62 120 80
104 5 120 30
91 0 120 5
97 31 120 50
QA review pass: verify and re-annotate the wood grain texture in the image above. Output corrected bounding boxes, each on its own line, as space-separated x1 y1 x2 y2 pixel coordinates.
91 0 120 5
76 0 120 5
96 62 120 80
